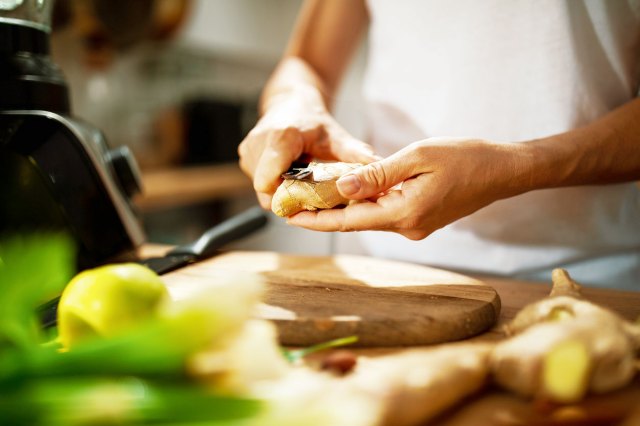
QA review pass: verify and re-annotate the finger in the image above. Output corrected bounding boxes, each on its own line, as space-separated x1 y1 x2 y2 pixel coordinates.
253 128 304 193
238 133 265 180
336 148 424 200
286 198 401 232
257 192 273 210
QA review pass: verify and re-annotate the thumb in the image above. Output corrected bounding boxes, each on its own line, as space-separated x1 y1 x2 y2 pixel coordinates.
253 128 304 193
336 151 420 200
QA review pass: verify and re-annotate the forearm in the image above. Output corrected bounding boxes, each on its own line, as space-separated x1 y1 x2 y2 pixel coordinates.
239 0 372 200
259 0 368 116
259 56 330 116
514 98 640 193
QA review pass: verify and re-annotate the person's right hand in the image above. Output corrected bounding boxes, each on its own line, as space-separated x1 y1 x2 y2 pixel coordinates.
238 95 379 209
287 137 527 240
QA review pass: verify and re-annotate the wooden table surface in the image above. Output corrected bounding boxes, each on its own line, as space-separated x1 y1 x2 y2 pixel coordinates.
141 246 640 425
473 275 640 338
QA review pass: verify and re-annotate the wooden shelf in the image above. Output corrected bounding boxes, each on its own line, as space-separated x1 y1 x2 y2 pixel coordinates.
134 163 253 211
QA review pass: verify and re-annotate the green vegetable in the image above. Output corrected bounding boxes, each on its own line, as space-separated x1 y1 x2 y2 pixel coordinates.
282 336 359 363
0 294 251 382
0 234 74 351
0 376 263 426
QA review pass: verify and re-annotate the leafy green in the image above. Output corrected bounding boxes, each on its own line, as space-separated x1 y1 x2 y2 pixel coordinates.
0 234 74 351
0 293 256 383
0 376 263 426
282 336 359 363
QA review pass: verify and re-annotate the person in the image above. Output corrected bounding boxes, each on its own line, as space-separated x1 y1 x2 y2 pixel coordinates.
238 0 640 288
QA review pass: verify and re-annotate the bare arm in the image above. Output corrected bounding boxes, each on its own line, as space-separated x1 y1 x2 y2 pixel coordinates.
519 98 640 190
238 0 373 208
260 0 369 113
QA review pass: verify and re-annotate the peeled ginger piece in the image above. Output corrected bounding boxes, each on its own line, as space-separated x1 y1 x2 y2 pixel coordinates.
271 162 361 217
542 339 591 403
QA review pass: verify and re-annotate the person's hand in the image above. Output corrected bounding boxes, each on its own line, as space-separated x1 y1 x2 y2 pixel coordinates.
287 138 527 239
238 95 378 209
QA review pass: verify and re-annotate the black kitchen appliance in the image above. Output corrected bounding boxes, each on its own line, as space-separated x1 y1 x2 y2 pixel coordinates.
0 0 145 268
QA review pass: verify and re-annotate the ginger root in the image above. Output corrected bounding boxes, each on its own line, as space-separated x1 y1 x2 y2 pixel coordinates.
271 162 361 217
542 339 591 403
491 269 640 403
344 343 494 426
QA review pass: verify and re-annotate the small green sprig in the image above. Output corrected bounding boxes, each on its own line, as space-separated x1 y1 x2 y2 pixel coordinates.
282 335 359 364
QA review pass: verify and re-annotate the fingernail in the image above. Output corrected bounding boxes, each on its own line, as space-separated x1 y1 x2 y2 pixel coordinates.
337 174 361 196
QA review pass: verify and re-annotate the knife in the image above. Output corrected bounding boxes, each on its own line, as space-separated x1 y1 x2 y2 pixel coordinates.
140 205 268 274
38 205 268 328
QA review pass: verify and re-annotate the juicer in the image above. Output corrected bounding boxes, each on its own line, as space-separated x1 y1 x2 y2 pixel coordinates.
0 0 145 268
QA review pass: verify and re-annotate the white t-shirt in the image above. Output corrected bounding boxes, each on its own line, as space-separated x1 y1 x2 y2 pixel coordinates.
360 0 640 288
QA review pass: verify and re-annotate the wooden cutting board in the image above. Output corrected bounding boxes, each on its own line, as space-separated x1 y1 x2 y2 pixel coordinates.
162 251 501 347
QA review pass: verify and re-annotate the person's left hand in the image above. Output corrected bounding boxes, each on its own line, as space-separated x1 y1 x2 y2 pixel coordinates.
287 137 528 240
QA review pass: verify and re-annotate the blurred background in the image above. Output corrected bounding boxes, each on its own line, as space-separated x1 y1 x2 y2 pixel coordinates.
50 0 367 255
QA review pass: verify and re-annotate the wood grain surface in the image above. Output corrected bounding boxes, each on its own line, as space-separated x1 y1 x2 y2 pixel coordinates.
144 245 640 425
162 250 501 347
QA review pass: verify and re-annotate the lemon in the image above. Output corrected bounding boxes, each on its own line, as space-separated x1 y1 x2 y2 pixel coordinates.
58 263 169 348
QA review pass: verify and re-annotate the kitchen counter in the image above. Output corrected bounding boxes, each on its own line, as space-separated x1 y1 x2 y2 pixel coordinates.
473 275 640 339
141 245 640 425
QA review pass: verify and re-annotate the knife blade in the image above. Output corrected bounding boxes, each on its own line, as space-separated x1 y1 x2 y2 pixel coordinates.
38 205 268 328
281 162 313 182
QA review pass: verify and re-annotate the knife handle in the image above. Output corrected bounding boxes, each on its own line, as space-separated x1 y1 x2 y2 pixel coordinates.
169 206 268 259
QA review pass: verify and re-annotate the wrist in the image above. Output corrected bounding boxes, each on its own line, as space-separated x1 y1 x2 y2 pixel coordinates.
488 141 552 199
260 84 328 117
515 135 583 192
260 57 331 116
